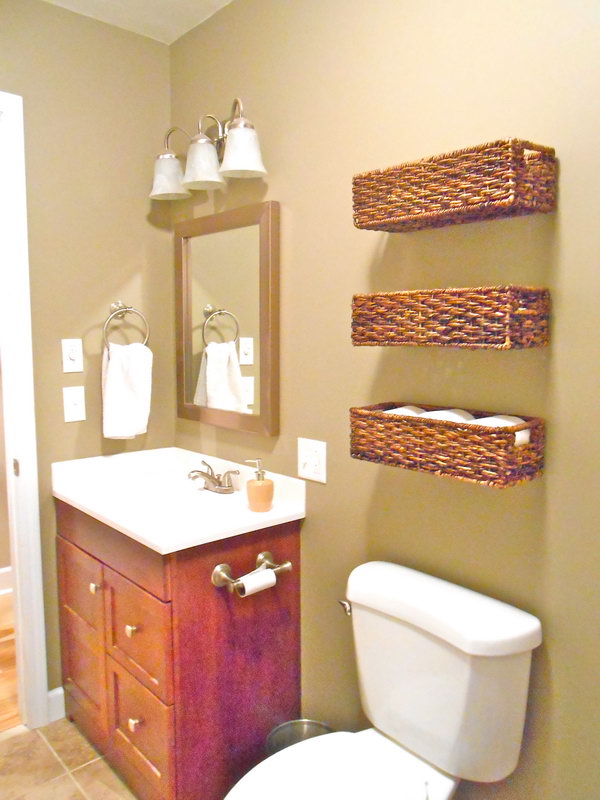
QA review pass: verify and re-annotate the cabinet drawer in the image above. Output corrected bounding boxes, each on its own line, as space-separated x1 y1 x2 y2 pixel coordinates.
104 566 173 704
58 537 103 631
106 657 175 800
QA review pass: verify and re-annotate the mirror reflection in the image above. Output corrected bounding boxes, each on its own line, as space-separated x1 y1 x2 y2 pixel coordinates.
189 225 260 414
175 202 279 436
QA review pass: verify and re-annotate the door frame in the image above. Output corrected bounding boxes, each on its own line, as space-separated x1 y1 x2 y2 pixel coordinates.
0 90 50 728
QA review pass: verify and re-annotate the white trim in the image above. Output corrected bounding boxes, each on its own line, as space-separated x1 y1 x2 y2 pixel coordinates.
47 687 65 723
0 566 12 595
0 91 49 728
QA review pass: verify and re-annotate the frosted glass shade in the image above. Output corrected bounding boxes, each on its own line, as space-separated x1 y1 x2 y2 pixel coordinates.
219 127 267 178
183 138 226 190
149 154 190 200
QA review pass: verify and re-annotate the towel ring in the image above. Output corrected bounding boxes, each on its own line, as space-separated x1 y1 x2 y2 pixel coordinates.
202 306 240 347
103 301 150 352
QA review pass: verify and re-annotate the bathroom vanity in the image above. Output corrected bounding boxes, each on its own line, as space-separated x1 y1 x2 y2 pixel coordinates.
52 448 305 800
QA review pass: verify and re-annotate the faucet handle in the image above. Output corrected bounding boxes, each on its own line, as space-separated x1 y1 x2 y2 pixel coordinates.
201 459 215 478
338 600 352 616
221 469 240 488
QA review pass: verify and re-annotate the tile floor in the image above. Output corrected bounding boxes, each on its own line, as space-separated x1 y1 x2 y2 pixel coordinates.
0 718 136 800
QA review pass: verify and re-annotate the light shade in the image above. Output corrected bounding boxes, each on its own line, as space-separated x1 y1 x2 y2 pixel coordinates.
220 126 267 179
182 134 226 190
149 153 190 200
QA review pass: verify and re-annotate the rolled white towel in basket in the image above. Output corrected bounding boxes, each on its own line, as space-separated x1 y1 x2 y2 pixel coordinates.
382 405 425 416
420 408 475 423
473 415 531 446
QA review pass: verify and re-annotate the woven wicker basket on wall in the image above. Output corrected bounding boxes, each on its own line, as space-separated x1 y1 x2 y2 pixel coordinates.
350 403 545 488
352 139 557 232
352 285 550 349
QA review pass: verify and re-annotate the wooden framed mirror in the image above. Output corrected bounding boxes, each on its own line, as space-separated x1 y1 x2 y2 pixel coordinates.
175 201 279 435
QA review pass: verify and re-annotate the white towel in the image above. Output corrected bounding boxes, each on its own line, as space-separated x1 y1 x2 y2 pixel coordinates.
102 342 153 439
193 341 249 413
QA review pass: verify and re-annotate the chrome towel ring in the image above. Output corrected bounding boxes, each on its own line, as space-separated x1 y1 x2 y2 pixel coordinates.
202 304 240 347
103 301 150 352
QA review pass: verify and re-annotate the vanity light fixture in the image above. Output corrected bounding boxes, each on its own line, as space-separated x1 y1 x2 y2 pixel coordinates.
149 98 267 201
149 126 191 200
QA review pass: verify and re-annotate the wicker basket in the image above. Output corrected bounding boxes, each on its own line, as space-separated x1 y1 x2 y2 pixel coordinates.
352 285 550 349
350 403 545 487
352 139 557 232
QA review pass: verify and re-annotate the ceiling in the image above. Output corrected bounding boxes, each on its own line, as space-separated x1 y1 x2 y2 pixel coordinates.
40 0 234 44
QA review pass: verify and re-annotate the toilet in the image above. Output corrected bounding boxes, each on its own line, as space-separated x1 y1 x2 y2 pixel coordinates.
225 561 542 800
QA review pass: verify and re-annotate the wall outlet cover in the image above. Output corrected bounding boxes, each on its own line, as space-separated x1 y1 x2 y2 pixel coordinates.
297 437 327 483
241 375 254 405
63 385 86 422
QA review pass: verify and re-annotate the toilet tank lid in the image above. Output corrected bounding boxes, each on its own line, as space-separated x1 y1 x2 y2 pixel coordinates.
347 562 542 657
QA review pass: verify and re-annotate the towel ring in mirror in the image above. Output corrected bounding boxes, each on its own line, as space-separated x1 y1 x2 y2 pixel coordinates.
202 305 240 346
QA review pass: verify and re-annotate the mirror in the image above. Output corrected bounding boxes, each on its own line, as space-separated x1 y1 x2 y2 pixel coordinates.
175 201 279 435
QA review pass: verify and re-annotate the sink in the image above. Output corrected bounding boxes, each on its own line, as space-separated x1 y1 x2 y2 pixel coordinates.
52 447 306 554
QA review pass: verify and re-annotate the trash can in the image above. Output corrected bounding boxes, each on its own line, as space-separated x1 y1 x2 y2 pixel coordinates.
266 719 333 755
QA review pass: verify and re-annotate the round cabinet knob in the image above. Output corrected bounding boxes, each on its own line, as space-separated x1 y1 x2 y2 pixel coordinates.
127 717 142 733
89 582 101 595
124 624 139 638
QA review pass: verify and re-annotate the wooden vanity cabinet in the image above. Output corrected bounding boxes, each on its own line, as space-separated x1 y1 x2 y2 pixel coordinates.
56 499 301 800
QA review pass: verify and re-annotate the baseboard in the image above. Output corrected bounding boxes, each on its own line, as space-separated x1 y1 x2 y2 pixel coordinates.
0 566 12 595
47 687 65 723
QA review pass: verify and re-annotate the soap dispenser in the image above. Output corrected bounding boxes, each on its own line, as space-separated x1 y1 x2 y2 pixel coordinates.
245 459 274 512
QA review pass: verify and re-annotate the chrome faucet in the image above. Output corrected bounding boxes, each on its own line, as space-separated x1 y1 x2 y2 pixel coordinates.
188 460 240 494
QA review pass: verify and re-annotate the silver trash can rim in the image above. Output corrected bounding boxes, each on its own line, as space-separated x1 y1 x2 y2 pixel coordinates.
266 719 333 755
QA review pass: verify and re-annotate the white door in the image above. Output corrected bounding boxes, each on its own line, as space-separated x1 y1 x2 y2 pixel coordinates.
0 90 51 728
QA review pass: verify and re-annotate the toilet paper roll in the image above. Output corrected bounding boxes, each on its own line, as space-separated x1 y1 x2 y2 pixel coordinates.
420 408 475 423
236 567 277 597
382 405 425 416
474 415 531 446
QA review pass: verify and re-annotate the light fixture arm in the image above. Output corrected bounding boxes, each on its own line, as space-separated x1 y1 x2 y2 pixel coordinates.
224 97 255 133
199 114 224 143
229 97 244 123
163 126 191 153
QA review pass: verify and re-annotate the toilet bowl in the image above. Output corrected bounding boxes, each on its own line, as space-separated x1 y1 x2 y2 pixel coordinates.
225 729 458 800
225 562 542 800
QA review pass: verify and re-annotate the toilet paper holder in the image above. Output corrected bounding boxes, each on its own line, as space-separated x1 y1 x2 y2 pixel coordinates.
211 551 292 597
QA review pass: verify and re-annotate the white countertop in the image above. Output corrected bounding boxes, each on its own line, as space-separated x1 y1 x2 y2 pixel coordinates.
52 447 306 555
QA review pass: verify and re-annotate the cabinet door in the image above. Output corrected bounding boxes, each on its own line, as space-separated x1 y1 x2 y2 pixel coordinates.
106 656 175 800
57 537 108 751
104 565 173 704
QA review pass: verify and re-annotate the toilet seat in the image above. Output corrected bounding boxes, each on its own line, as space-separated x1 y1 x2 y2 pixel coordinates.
224 729 459 800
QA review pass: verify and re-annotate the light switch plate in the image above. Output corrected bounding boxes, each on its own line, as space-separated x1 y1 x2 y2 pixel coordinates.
63 386 86 422
239 337 254 365
297 437 327 483
61 338 83 373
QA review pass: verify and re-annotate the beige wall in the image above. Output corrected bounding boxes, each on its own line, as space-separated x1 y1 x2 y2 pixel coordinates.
0 0 174 686
172 1 600 798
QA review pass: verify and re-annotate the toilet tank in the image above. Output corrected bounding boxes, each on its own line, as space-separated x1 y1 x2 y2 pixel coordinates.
346 562 542 783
